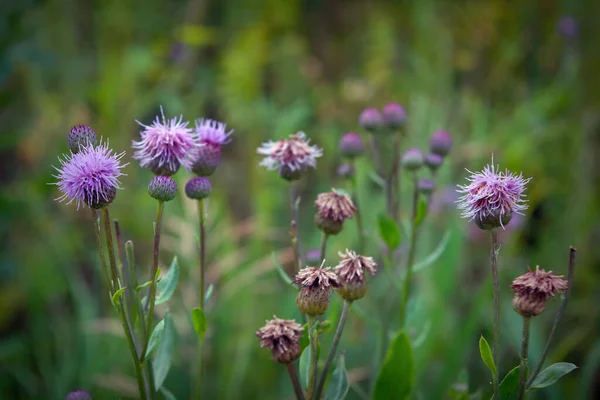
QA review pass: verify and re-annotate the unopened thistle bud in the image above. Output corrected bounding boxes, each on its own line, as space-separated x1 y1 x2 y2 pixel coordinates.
67 390 92 400
314 190 357 235
68 125 98 154
457 159 531 230
418 179 436 195
511 266 568 317
148 176 178 202
334 249 377 301
401 148 424 171
293 266 341 316
256 316 304 364
338 132 365 158
337 163 355 180
185 177 212 200
358 108 383 132
429 130 453 156
382 102 407 130
424 153 444 172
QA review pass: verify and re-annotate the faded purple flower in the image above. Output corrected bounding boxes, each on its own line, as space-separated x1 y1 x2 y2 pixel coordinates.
256 316 304 364
511 266 568 317
557 16 578 39
334 249 377 301
132 106 197 176
53 141 126 209
67 390 92 400
257 132 323 181
294 265 341 316
457 159 531 230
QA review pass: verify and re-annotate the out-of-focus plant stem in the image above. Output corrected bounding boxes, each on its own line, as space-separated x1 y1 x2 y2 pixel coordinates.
286 362 306 400
399 172 420 328
489 229 500 399
517 316 531 400
391 132 401 220
307 315 319 400
290 182 303 271
349 159 365 253
195 198 207 399
526 246 577 388
319 232 329 263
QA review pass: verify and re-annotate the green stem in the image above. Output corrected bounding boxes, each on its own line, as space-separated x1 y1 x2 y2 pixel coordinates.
319 233 329 264
101 208 151 399
349 159 365 253
140 200 164 363
390 133 401 220
399 173 420 328
286 362 307 400
307 316 319 400
517 316 531 400
289 182 305 267
315 300 351 399
489 229 500 399
526 246 577 388
91 209 113 293
195 198 207 399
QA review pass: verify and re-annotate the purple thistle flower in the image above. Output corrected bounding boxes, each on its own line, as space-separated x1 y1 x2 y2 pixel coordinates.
52 141 127 209
190 118 233 176
194 118 233 146
457 158 531 230
257 132 323 181
132 106 197 176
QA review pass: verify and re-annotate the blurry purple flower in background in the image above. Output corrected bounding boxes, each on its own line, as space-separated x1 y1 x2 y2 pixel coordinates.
257 132 323 181
428 185 459 215
53 141 126 209
67 390 92 400
557 16 579 39
132 106 197 176
169 41 190 61
457 159 531 230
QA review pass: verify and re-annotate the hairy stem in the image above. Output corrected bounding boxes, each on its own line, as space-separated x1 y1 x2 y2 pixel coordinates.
195 198 207 399
315 300 351 398
286 362 307 400
399 173 420 328
517 316 531 400
489 229 500 399
307 316 319 400
140 200 164 363
526 246 577 388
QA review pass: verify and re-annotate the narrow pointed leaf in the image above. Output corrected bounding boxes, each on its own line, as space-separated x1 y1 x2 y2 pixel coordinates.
155 257 179 305
192 307 208 340
414 198 428 226
272 252 294 286
497 366 520 400
326 354 350 400
299 346 311 389
374 330 414 400
378 214 401 250
145 319 165 358
136 280 152 291
530 362 577 389
204 284 214 303
479 336 497 377
111 287 127 308
152 313 176 390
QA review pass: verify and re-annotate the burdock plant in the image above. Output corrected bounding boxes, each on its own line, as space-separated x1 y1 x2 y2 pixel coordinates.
457 158 531 398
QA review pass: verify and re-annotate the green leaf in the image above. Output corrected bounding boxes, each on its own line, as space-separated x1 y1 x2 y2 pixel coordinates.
204 284 214 303
159 386 177 400
414 198 428 226
153 313 176 391
145 319 165 358
156 257 179 305
369 171 386 188
374 330 414 400
530 362 577 389
299 346 311 389
136 280 153 291
479 336 497 377
317 320 333 334
272 252 294 286
498 366 520 400
412 230 451 273
326 354 349 400
378 214 401 250
192 307 208 340
111 287 127 308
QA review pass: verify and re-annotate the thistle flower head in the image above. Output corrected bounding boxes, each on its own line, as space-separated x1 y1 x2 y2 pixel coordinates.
68 125 97 154
194 118 233 146
293 264 341 316
418 179 436 195
185 177 212 200
256 316 304 364
456 158 531 230
382 102 407 129
511 266 568 317
424 153 444 172
189 118 233 176
429 130 452 156
337 163 355 180
358 108 382 132
132 106 197 175
334 249 377 301
52 141 126 209
257 132 323 181
401 148 424 171
338 132 364 158
314 189 357 235
148 176 178 202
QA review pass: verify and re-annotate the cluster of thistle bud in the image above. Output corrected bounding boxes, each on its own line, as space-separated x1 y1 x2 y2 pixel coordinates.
256 250 377 364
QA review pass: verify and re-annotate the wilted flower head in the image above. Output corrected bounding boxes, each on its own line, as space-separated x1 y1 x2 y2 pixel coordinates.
190 119 233 176
334 250 377 302
456 158 531 230
257 131 323 181
68 125 97 154
314 190 357 235
53 141 126 209
256 316 304 364
511 266 568 317
293 265 341 316
132 106 197 176
67 390 92 400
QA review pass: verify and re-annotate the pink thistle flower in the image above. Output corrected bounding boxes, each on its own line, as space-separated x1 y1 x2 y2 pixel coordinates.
194 118 233 146
52 141 127 209
190 118 233 176
257 131 323 181
132 106 197 176
457 158 531 230
256 316 304 364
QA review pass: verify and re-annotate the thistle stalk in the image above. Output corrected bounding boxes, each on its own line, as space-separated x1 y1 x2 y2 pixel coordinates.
489 229 500 399
517 316 531 399
195 198 207 399
286 363 307 400
349 159 365 253
319 232 329 263
399 172 420 328
307 316 320 400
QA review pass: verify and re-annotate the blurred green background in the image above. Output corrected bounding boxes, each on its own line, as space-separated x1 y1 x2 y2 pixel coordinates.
1 0 599 399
